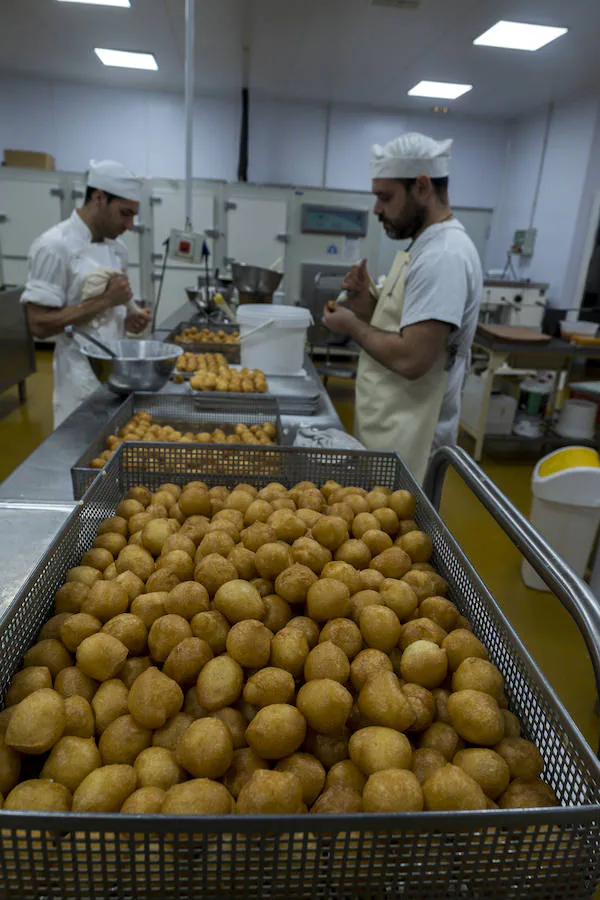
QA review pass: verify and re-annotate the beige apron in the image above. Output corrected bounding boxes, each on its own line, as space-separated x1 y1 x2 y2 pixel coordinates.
355 250 448 484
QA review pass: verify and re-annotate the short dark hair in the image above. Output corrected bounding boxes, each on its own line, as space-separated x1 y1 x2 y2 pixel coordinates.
398 176 449 202
84 186 119 205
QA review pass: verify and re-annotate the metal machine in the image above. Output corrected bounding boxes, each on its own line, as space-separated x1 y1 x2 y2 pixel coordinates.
479 279 548 328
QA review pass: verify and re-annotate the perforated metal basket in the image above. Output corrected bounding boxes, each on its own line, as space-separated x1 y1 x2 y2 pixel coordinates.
70 393 283 499
2 443 600 900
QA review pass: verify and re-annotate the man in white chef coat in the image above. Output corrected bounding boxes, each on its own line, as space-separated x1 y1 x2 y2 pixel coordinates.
22 159 149 427
323 132 483 482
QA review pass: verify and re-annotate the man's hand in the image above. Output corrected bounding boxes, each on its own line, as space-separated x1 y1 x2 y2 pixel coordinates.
103 274 133 309
323 301 359 337
125 309 151 334
340 259 376 323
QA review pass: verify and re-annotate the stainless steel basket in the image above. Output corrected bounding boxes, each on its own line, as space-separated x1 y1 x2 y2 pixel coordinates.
2 442 600 900
70 393 283 499
165 320 241 363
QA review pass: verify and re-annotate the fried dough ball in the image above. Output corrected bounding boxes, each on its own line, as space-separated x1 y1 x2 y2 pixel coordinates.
243 667 296 708
5 779 72 813
419 597 459 632
152 712 194 750
194 554 238 596
399 618 447 651
453 748 511 800
161 779 233 815
76 634 128 682
54 582 89 614
363 769 424 813
402 683 436 733
326 759 366 794
82 581 129 623
494 737 544 780
275 753 326 806
349 589 382 623
359 606 401 654
370 547 411 580
163 637 213 687
403 570 448 601
319 618 362 661
141 519 180 557
262 594 293 632
452 658 504 703
418 722 463 761
237 769 303 814
499 778 558 809
41 736 102 793
164 581 210 619
226 621 272 668
304 641 350 683
303 727 350 769
270 626 310 678
213 580 265 623
311 786 362 814
442 629 488 671
148 614 193 662
274 564 318 605
388 490 416 520
296 679 352 734
254 543 294 580
179 488 212 517
23 639 72 678
6 667 53 706
360 529 393 557
196 655 244 711
397 531 433 563
349 726 412 775
292 537 332 574
423 764 487 811
350 648 393 692
223 748 270 798
190 610 230 655
130 592 167 628
63 696 95 738
358 670 415 732
306 578 350 621
128 666 183 729
447 690 505 746
115 546 155 583
411 748 447 785
176 717 233 779
245 704 307 760
400 640 448 689
5 689 65 754
380 579 419 622
91 679 129 733
227 545 258 580
198 530 236 560
268 511 307 544
144 569 180 594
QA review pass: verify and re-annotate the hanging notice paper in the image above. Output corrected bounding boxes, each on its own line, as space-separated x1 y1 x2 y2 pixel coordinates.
343 238 361 262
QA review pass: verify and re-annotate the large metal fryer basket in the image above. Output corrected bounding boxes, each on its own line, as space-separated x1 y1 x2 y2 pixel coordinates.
1 442 600 900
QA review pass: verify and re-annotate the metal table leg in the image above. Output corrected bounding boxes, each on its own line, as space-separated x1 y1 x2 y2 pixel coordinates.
18 380 27 405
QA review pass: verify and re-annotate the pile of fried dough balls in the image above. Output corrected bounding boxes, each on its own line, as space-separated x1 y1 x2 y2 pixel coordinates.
0 479 559 818
175 327 240 346
89 413 277 469
188 355 268 394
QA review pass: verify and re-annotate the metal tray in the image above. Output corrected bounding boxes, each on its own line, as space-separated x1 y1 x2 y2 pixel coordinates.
166 320 240 363
70 393 282 499
2 442 600 900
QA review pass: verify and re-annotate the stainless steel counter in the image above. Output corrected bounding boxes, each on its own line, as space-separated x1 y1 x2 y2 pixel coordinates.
0 301 343 503
0 501 76 621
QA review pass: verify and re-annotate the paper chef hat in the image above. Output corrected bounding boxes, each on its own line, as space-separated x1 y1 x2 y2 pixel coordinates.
370 132 453 180
87 159 144 203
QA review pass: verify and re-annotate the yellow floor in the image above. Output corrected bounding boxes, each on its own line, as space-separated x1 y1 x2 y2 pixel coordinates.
1 359 598 751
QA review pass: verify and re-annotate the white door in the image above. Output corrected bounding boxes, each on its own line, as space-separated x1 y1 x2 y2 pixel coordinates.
0 177 63 284
226 197 288 270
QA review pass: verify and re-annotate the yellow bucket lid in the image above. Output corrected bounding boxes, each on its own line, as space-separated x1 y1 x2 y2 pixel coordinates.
539 447 600 478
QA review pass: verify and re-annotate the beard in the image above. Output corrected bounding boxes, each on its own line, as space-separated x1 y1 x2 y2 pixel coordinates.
378 198 426 241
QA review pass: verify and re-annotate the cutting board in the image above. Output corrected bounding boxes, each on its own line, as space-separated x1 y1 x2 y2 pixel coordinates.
477 325 552 343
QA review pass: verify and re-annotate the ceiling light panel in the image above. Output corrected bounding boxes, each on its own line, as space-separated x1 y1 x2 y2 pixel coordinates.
408 81 472 100
95 48 158 70
58 0 131 7
473 20 568 52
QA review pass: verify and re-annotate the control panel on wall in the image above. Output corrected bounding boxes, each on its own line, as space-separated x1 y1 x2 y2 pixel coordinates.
298 203 370 263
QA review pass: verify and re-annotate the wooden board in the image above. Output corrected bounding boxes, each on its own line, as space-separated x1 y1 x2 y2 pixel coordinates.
477 325 552 343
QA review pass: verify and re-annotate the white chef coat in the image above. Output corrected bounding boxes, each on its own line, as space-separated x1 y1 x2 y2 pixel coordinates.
21 210 128 427
400 219 483 453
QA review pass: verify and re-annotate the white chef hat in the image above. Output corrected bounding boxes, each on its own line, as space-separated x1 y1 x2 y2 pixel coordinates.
371 132 453 180
87 159 144 203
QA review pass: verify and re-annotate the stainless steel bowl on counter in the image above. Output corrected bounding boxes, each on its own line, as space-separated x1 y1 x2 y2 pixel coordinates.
77 339 183 395
231 263 283 301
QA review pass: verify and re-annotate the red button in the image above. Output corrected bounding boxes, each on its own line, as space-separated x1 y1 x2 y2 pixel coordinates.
179 240 191 253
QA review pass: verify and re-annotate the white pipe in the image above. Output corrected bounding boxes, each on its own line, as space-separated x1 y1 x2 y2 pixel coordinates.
530 101 554 229
184 0 195 232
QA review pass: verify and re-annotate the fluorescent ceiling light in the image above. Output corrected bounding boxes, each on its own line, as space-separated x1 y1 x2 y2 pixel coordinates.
474 20 567 51
95 48 158 70
408 81 472 100
58 0 131 6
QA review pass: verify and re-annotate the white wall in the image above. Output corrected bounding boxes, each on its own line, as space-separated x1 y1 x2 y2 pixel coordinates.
0 74 508 205
486 94 600 307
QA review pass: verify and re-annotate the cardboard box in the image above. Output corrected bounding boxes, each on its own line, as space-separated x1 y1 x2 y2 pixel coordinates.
3 149 56 170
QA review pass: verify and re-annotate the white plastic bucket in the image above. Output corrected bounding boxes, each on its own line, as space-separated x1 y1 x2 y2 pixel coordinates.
555 399 597 441
237 304 313 375
521 446 600 591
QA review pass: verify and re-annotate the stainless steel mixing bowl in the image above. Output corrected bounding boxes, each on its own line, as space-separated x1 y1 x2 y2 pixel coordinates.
78 340 183 395
231 263 283 296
